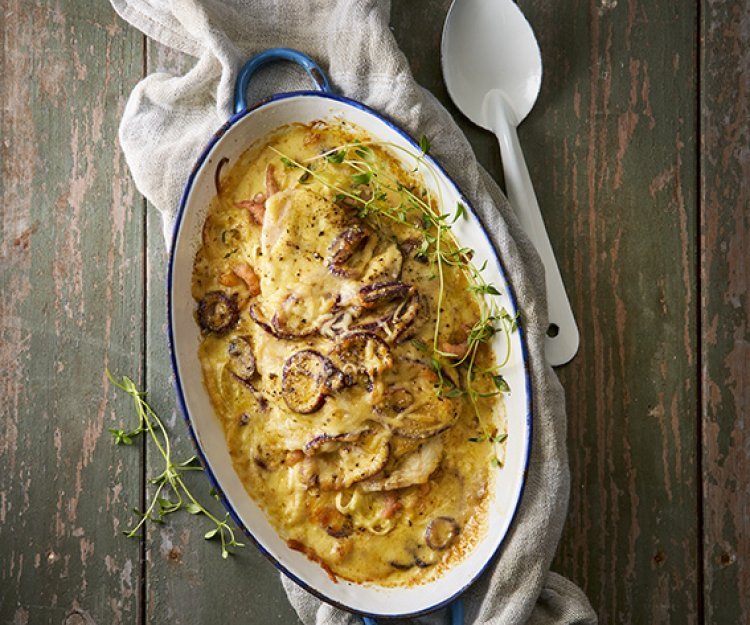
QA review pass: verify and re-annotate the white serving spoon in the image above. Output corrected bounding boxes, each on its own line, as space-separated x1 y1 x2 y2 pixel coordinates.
441 0 579 366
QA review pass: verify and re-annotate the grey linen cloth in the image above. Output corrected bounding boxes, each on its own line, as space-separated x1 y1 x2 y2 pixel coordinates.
110 0 596 623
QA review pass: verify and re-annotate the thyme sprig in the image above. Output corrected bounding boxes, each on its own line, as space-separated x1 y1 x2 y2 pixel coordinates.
107 371 244 558
271 135 517 465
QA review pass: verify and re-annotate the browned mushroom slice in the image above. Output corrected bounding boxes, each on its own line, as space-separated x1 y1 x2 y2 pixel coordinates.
359 281 413 309
311 506 354 538
389 560 415 571
227 335 256 380
304 428 371 455
391 290 428 343
360 436 443 492
249 303 301 340
313 428 391 491
377 360 460 439
329 331 393 380
282 350 336 414
197 291 239 335
425 516 460 551
328 225 377 279
348 312 392 335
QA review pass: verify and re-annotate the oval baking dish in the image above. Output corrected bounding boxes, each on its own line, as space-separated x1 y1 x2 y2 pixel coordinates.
167 48 532 620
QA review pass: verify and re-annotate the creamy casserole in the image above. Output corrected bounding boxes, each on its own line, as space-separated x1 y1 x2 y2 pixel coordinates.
191 120 509 585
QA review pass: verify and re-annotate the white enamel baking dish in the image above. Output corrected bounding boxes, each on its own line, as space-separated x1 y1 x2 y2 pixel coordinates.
167 48 532 621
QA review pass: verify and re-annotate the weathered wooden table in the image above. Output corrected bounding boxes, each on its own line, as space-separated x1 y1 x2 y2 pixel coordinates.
1 1 747 623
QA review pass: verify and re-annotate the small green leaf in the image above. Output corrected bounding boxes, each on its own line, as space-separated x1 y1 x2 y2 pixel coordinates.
351 171 372 185
443 387 465 399
280 156 297 168
354 146 373 160
419 134 430 153
468 435 487 443
491 433 508 444
453 202 466 222
109 428 127 445
492 374 511 394
491 457 503 468
204 528 219 540
326 150 345 164
185 502 203 515
468 284 501 296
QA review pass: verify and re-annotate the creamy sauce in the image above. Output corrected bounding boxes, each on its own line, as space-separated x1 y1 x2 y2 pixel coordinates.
192 121 505 585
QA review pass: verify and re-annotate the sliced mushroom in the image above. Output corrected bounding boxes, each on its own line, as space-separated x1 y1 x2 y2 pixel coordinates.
382 387 414 414
425 516 460 551
227 335 256 380
389 560 415 571
391 290 428 343
304 428 371 455
250 303 306 340
308 427 391 491
329 331 393 379
282 350 336 414
327 225 377 279
318 309 356 338
248 303 282 337
359 281 413 309
360 436 443 492
376 360 460 439
313 506 354 539
197 291 239 335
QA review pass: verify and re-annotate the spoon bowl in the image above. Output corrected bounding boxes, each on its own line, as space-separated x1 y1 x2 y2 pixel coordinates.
441 0 580 366
441 0 542 127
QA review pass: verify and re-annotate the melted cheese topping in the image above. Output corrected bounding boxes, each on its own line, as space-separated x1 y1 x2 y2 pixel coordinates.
192 121 505 585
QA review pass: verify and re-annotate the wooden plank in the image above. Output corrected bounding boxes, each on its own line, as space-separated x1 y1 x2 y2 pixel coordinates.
394 0 700 622
518 2 699 622
700 1 750 623
0 2 145 624
142 42 302 625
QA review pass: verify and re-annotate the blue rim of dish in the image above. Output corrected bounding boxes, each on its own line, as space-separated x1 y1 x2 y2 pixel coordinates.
166 90 534 620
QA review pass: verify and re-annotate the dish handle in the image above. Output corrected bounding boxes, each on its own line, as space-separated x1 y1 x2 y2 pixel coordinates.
361 598 464 625
234 47 332 114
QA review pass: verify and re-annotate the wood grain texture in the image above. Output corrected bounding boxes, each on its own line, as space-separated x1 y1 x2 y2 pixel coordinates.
519 2 699 622
700 1 750 623
0 1 145 624
141 42 302 625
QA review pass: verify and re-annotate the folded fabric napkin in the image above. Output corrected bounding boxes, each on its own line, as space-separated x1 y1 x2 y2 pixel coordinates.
110 0 596 623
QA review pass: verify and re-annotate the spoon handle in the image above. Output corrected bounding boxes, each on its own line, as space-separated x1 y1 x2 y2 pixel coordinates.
484 90 580 366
